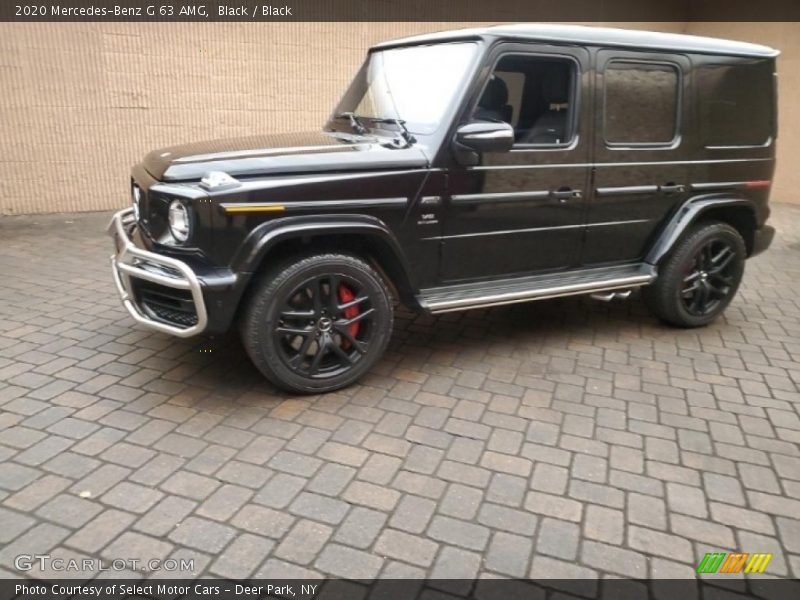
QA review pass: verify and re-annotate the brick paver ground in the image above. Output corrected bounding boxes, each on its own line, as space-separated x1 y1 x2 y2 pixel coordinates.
0 205 799 581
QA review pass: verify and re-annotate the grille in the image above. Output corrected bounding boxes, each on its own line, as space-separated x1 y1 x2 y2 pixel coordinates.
147 304 199 327
132 280 198 329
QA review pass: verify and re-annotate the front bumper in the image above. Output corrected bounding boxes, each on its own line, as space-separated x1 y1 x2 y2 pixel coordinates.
107 208 208 337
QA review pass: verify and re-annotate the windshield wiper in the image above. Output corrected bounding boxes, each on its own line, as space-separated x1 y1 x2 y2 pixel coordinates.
333 112 369 136
333 113 416 147
365 117 416 145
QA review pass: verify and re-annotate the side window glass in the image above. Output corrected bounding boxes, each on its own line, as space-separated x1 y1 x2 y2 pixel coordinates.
604 61 679 146
697 62 773 148
494 71 524 127
473 55 577 146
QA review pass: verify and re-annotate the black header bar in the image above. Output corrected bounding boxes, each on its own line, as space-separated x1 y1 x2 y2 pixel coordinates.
2 0 800 22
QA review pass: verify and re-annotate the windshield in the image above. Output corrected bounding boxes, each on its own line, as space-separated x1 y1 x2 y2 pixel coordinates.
328 42 479 136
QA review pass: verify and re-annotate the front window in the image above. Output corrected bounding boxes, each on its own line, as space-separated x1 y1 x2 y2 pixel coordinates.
473 55 577 146
328 42 479 136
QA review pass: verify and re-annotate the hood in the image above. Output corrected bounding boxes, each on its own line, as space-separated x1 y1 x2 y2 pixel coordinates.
142 131 429 182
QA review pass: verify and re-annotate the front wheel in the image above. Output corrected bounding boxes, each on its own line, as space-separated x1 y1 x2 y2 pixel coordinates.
643 221 746 328
241 253 393 394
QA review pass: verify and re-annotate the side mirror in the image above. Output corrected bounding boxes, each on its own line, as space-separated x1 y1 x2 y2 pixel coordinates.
455 121 515 153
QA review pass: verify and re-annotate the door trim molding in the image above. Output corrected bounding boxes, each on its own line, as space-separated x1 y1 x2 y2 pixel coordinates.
596 185 659 196
427 218 651 241
451 190 550 204
469 157 772 171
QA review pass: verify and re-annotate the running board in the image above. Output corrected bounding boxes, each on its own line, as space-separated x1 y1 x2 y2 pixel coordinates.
418 264 656 314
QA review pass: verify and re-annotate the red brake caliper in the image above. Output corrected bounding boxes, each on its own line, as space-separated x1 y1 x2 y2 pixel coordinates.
337 284 360 348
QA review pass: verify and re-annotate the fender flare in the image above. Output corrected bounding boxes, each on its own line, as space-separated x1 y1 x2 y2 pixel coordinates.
645 196 758 266
231 213 417 297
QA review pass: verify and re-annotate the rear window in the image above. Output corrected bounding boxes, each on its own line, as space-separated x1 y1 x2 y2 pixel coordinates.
697 62 774 148
604 61 679 146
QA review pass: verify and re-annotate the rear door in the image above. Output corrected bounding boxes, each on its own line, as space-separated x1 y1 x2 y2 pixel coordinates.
440 43 592 283
583 50 692 265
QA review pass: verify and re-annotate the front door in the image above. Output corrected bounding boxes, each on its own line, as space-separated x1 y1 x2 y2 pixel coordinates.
440 44 591 284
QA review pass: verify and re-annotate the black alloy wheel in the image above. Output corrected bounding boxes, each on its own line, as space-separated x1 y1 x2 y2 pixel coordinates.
643 221 746 328
274 273 374 378
680 238 738 317
241 253 393 394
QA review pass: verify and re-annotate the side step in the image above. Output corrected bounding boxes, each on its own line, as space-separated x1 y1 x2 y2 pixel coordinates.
418 263 656 314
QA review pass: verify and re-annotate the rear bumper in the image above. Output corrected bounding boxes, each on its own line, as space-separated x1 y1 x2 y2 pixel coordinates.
751 224 776 257
108 208 209 337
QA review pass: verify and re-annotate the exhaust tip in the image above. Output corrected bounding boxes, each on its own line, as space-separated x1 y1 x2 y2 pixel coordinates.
591 290 633 302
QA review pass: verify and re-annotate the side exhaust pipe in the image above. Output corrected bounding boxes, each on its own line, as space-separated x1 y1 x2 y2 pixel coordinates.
590 290 633 302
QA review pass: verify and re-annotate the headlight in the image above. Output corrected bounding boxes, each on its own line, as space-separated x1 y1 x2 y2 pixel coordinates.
131 184 141 221
168 199 190 243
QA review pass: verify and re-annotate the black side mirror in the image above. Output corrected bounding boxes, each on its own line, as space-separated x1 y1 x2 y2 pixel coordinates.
453 121 514 165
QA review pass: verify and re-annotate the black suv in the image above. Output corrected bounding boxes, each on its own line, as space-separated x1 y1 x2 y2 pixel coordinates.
109 24 778 393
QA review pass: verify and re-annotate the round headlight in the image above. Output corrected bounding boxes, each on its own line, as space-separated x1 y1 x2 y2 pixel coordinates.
168 199 190 243
131 185 141 221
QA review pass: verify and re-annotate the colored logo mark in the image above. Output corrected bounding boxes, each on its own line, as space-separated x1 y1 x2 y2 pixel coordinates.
696 552 773 574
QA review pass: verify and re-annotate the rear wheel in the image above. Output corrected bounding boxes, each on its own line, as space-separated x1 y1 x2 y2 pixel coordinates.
643 222 746 328
241 253 393 394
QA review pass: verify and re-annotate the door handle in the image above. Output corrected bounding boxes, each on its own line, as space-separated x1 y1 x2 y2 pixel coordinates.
659 183 686 194
550 188 582 202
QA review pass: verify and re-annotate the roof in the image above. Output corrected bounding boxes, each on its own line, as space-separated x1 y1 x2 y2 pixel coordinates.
371 24 779 58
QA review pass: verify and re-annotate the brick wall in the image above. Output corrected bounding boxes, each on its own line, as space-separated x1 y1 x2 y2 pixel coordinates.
1 22 479 214
2 21 795 215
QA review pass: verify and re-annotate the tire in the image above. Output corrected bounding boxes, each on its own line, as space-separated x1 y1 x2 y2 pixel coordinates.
240 253 393 394
643 221 746 328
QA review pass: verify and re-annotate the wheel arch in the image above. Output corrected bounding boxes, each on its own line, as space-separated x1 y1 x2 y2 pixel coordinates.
646 197 758 266
232 215 419 307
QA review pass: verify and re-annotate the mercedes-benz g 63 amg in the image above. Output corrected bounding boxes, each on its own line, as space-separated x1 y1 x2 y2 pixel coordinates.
109 25 778 393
